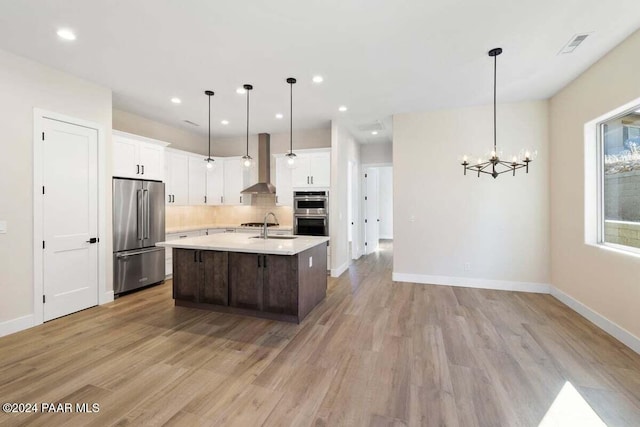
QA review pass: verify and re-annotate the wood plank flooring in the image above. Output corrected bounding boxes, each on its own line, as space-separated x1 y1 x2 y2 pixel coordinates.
1 241 640 426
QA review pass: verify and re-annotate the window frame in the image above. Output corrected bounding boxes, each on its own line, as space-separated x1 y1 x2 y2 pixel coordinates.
597 105 640 255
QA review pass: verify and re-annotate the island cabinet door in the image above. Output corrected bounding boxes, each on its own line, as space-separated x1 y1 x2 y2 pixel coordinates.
229 252 263 310
173 249 201 302
263 255 298 315
200 251 229 306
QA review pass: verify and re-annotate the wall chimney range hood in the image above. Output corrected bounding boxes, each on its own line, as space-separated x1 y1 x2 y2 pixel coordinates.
241 133 276 194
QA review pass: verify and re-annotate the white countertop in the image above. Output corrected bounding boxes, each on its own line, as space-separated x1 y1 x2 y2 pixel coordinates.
157 232 329 255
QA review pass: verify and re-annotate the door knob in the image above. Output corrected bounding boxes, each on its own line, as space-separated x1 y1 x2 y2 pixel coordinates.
86 237 98 244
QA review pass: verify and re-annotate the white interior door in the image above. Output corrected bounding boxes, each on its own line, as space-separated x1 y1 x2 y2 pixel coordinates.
42 118 98 321
364 168 379 254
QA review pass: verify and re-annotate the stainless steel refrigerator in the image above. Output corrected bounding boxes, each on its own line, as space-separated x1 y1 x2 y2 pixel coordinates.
113 178 165 295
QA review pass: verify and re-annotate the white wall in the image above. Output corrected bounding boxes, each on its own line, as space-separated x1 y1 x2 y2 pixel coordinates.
393 100 549 290
550 28 640 341
361 142 392 165
114 108 330 157
378 166 393 239
0 49 112 328
330 121 361 276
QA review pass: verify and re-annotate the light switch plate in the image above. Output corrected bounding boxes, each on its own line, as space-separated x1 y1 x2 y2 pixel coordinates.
0 221 6 234
309 256 313 268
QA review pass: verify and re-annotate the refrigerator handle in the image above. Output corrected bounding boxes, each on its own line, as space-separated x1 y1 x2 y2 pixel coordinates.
136 189 143 241
143 189 150 239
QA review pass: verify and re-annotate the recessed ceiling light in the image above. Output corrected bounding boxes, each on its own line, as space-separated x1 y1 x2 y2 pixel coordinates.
56 29 76 41
338 106 348 112
312 75 324 84
275 113 283 119
171 97 181 104
236 87 246 95
221 120 229 125
371 131 378 135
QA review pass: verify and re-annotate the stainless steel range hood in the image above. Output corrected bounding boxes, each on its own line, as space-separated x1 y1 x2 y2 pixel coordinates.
241 133 276 194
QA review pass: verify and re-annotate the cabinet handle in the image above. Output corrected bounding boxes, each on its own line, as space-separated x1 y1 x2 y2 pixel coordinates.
311 176 314 184
172 195 175 203
136 164 140 174
258 255 261 268
221 196 223 203
141 165 145 175
193 250 198 262
263 255 267 268
204 196 207 204
240 196 243 204
307 176 310 184
168 195 171 203
199 251 203 263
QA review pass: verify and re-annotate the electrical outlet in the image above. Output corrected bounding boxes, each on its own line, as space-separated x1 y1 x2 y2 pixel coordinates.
309 256 313 268
464 262 471 271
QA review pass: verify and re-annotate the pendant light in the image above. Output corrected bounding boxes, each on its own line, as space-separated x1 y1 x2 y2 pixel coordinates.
460 48 536 178
242 84 253 168
285 77 297 167
204 90 215 169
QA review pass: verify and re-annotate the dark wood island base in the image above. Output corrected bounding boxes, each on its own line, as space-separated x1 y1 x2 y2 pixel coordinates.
172 242 327 323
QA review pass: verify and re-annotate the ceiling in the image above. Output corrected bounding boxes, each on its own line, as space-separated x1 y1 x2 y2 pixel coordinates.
1 1 639 145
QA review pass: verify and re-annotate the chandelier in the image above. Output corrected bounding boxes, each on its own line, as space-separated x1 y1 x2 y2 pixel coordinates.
461 48 535 178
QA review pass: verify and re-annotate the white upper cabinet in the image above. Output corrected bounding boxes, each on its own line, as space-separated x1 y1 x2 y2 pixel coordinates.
165 150 189 205
223 157 251 205
112 131 167 181
206 159 224 205
275 155 294 207
188 155 207 205
291 149 331 188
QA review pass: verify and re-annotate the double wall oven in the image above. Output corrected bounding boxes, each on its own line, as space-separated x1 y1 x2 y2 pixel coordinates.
293 191 329 236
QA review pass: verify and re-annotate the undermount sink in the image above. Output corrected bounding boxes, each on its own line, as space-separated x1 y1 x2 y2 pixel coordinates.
250 235 298 240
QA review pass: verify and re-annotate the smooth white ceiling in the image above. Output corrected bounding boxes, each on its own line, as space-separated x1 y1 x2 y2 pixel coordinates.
1 0 639 144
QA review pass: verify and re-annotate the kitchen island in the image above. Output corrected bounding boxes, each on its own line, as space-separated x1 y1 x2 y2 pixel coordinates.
157 233 329 323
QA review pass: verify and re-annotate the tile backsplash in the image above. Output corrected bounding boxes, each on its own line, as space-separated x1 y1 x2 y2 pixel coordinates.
166 194 293 229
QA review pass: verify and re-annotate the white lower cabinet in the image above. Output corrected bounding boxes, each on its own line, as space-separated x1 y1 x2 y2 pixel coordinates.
165 230 205 276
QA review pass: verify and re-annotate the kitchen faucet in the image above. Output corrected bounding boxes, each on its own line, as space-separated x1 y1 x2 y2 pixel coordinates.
262 212 279 239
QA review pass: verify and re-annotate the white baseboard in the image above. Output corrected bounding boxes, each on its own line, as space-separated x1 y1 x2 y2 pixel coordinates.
100 290 114 305
550 287 640 355
331 261 350 278
0 314 35 338
392 272 550 294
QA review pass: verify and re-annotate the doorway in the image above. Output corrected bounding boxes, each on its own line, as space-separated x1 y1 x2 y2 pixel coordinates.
363 165 393 254
34 111 103 322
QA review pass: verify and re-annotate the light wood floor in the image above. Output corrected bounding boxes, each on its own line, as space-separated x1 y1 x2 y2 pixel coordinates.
1 241 640 426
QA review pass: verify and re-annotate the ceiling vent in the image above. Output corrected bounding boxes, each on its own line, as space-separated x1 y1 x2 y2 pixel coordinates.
358 120 385 132
559 33 590 54
183 120 200 127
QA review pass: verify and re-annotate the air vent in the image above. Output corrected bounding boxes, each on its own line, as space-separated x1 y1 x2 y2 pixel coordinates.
357 120 385 132
559 33 590 54
183 120 200 127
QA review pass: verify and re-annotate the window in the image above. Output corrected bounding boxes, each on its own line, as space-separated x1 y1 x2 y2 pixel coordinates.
601 107 640 251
